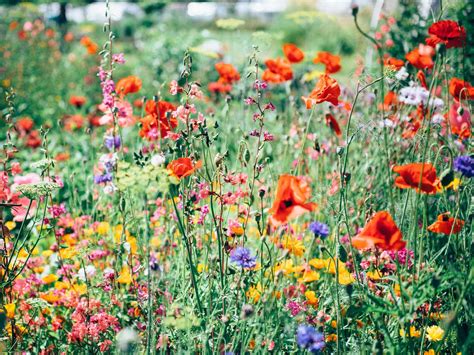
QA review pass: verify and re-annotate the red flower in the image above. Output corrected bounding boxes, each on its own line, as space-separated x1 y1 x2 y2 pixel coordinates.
325 114 342 137
406 45 435 70
352 211 406 251
215 63 240 84
139 100 177 140
26 130 41 148
449 102 471 139
283 43 305 64
449 78 474 101
393 163 441 194
167 158 202 179
208 81 232 94
262 58 293 83
16 117 34 133
301 74 340 109
313 51 341 74
427 213 464 235
69 95 87 108
383 56 405 70
426 20 466 48
116 76 142 96
269 175 317 225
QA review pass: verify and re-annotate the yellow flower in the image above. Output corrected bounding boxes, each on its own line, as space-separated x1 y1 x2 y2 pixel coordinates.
366 270 383 281
5 221 16 230
197 263 208 273
337 270 355 285
42 274 58 284
444 178 460 191
297 269 320 283
54 281 69 290
424 350 435 355
280 235 305 256
117 267 132 285
246 283 263 303
305 290 318 307
59 246 77 259
426 325 444 342
96 221 110 235
4 303 15 319
42 250 53 258
326 334 337 342
308 258 327 269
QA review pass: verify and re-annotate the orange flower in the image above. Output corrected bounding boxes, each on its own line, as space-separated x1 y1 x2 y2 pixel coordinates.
16 117 34 133
426 20 466 49
69 95 86 108
313 51 341 74
406 45 435 70
80 36 98 55
427 213 464 235
449 78 474 101
381 91 398 110
352 211 406 251
262 58 293 83
325 114 342 137
301 74 340 109
393 163 441 194
215 63 240 84
139 100 177 140
283 43 305 63
417 70 428 89
269 175 317 225
208 81 232 94
116 76 142 96
383 56 405 70
167 158 202 179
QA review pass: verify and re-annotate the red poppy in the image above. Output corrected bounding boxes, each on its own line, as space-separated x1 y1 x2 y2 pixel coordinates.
69 95 87 108
380 91 398 110
301 74 340 109
167 158 202 179
16 117 34 133
426 20 466 49
406 45 435 70
215 63 240 84
283 43 305 64
383 56 405 70
139 100 177 140
208 81 232 94
313 51 341 74
26 130 41 148
352 211 406 251
427 213 464 235
449 102 471 139
325 114 342 137
116 76 142 96
449 78 474 101
62 114 84 131
269 174 317 225
416 70 428 89
393 163 441 194
262 58 293 83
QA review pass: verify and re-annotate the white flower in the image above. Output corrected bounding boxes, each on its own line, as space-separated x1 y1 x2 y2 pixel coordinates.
399 86 429 106
116 327 139 351
395 67 409 80
78 265 96 281
150 154 165 167
432 113 445 125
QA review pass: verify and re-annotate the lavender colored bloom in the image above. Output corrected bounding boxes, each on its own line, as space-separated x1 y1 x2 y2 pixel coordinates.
454 155 474 178
104 135 121 150
94 173 113 184
309 221 330 239
296 325 325 353
230 247 257 269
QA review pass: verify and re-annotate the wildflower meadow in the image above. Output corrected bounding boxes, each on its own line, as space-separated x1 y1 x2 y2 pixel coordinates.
0 0 472 353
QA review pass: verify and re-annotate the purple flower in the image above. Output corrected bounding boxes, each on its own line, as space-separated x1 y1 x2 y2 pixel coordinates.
297 325 325 353
309 221 330 239
229 247 257 269
454 155 473 178
104 135 121 150
94 173 113 184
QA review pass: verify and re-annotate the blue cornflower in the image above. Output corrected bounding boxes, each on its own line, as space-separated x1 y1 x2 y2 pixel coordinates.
104 135 121 150
94 173 113 184
230 247 257 269
296 325 325 353
454 155 473 178
309 221 330 239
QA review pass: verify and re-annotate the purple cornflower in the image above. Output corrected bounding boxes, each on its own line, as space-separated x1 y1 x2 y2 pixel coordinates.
94 173 113 184
296 325 325 353
309 221 330 239
229 247 257 269
104 135 121 150
454 155 473 178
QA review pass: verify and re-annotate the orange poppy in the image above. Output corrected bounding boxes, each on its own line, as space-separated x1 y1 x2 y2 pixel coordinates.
167 158 202 179
16 117 34 133
313 51 341 74
301 74 340 109
352 211 406 251
215 63 240 84
383 56 405 70
208 81 232 94
262 58 293 83
269 175 317 225
406 45 435 70
381 91 398 110
393 163 441 194
449 78 474 101
69 95 86 108
139 100 177 140
116 76 142 97
426 20 466 49
283 43 305 64
325 114 342 137
416 70 428 89
80 36 98 55
427 213 464 235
